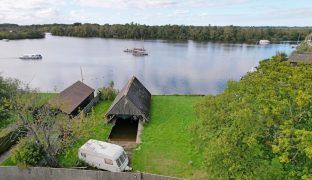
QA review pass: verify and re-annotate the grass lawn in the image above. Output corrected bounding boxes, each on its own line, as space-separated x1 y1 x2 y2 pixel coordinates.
132 95 207 179
57 100 113 167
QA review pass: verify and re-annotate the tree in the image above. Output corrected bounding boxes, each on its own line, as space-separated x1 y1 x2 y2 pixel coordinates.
10 91 75 167
97 81 118 101
192 54 312 179
0 76 20 126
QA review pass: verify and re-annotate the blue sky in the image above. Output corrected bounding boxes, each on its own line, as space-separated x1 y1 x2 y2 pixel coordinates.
0 0 311 26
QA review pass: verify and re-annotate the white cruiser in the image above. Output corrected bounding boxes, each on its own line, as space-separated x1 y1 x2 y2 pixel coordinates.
19 54 42 60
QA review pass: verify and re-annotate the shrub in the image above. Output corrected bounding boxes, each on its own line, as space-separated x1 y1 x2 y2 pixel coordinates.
97 81 118 101
193 54 312 179
11 138 43 166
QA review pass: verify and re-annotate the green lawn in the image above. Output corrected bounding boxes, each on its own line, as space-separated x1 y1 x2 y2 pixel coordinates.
132 95 207 179
57 100 113 167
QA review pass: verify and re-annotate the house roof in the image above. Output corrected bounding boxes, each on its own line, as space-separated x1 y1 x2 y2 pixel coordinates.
106 76 151 121
289 52 312 64
49 81 95 114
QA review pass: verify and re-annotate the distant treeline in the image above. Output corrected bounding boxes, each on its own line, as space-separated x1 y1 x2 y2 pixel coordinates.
47 23 312 43
1 23 312 43
0 24 44 40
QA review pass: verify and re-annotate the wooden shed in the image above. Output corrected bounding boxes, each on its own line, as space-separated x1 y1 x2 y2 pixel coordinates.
106 76 151 144
49 81 95 116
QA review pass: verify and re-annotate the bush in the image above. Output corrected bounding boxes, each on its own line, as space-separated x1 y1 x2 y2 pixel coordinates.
193 54 312 179
11 138 43 166
97 81 118 101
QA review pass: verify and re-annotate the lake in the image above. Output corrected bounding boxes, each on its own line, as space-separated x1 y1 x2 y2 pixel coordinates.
0 34 293 94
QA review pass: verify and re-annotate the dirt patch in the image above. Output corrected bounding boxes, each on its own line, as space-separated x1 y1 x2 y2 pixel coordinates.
109 118 138 142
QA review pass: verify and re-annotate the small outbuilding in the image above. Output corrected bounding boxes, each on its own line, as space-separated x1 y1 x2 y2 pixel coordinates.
105 76 151 144
49 81 95 116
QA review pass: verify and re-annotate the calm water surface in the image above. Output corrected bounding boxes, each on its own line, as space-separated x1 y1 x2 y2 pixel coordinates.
0 34 293 94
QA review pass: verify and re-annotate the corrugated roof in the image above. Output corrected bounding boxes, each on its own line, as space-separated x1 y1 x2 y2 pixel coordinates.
49 81 95 114
106 76 151 121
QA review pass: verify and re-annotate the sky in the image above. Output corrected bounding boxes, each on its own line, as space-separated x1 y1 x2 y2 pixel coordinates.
0 0 311 26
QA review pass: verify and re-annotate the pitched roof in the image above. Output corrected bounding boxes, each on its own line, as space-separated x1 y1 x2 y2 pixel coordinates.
289 52 312 64
50 81 95 114
106 76 151 121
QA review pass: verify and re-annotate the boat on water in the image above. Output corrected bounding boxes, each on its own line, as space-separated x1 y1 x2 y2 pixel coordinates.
124 47 148 56
132 50 148 56
19 54 42 60
124 47 146 53
2 39 9 42
259 40 270 45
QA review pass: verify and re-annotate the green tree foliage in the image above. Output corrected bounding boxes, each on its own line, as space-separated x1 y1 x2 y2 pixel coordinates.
47 23 311 43
0 76 20 128
293 43 312 54
193 54 312 179
11 92 76 167
97 81 118 101
0 25 44 40
11 138 43 166
1 23 311 43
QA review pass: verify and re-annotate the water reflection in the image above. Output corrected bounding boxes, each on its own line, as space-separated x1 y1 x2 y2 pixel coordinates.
0 35 293 94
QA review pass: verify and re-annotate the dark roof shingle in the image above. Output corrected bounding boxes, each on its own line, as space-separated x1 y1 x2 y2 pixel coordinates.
106 76 151 121
50 81 95 114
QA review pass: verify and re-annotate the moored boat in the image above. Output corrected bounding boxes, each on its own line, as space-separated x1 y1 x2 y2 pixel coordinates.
124 47 146 53
132 50 148 56
259 40 270 45
19 54 42 60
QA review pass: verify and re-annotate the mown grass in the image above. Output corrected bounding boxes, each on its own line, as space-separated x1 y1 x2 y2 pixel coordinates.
132 95 207 179
1 156 14 166
57 100 113 167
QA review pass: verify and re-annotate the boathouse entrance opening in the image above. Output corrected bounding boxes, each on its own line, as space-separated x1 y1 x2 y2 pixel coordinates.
108 115 139 142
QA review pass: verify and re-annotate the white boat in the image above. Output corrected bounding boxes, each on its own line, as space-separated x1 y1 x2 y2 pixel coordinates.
132 50 148 56
259 40 270 45
124 47 146 53
19 54 42 60
3 39 9 42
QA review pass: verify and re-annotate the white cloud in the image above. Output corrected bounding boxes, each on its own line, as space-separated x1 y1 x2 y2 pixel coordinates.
0 0 61 24
73 0 177 9
73 0 251 9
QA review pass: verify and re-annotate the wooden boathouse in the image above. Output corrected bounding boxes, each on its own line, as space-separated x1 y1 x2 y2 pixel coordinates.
105 76 151 145
49 81 95 116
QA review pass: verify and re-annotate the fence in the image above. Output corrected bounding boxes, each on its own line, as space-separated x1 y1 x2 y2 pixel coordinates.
0 166 185 180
